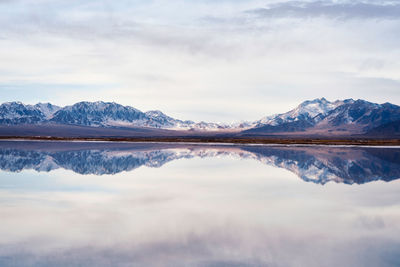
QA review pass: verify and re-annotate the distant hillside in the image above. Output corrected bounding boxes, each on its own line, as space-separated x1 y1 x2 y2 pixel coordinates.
242 98 400 137
365 120 400 137
0 101 236 131
0 98 399 138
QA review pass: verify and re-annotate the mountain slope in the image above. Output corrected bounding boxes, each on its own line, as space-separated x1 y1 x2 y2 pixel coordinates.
0 102 46 124
50 101 147 127
0 101 222 131
316 100 400 131
255 98 342 126
144 110 194 129
34 103 61 119
244 98 348 134
0 99 399 137
243 98 400 136
365 120 400 137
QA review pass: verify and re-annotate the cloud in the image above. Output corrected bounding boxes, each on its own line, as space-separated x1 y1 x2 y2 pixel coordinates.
0 0 399 121
248 1 400 20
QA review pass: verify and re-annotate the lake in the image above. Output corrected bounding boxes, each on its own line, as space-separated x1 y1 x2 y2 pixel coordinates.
0 141 399 267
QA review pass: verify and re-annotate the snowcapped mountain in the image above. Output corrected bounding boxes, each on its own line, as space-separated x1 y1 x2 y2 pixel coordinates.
49 102 232 130
144 110 194 129
50 101 147 127
0 102 60 124
245 98 400 135
317 100 400 131
0 98 399 136
0 102 46 124
0 101 234 131
256 97 342 126
34 103 61 119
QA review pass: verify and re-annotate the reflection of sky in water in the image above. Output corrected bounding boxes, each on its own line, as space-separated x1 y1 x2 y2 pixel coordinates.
0 142 399 266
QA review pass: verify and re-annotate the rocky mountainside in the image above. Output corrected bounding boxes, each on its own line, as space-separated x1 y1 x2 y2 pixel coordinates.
243 98 400 136
0 98 399 136
0 101 226 131
34 103 61 119
0 102 46 124
49 101 147 127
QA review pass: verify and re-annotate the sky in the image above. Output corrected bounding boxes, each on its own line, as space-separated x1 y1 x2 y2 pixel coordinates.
0 0 399 122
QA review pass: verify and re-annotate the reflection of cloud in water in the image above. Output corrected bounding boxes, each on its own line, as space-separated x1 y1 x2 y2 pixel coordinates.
354 215 385 230
0 141 400 266
0 222 398 267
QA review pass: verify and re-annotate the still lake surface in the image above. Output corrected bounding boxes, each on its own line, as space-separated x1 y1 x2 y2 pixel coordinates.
0 141 399 267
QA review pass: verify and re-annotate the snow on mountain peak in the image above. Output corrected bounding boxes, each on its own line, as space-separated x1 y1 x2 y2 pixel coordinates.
296 98 339 117
1 99 399 134
145 110 165 117
257 98 341 126
0 101 45 123
34 103 61 119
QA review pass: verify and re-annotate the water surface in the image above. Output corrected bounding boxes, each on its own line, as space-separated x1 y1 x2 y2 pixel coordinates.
0 141 399 267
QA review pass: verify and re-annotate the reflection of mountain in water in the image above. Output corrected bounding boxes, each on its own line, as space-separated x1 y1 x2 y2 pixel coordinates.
242 146 400 184
0 141 399 185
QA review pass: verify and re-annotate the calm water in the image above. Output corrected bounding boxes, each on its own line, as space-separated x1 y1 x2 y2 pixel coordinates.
0 141 399 267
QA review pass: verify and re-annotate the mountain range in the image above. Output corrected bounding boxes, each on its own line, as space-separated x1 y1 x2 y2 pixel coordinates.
0 141 399 185
0 98 399 137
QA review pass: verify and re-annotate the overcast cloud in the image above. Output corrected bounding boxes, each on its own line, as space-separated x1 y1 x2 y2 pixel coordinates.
0 0 399 122
248 1 400 20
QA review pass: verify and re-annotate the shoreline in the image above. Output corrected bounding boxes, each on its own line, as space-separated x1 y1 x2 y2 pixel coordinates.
1 136 399 146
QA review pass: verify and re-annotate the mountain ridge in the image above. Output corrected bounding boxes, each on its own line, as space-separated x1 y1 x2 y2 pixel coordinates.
0 98 399 137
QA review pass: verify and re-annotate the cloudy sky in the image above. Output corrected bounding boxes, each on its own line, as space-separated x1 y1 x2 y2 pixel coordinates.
0 0 399 122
